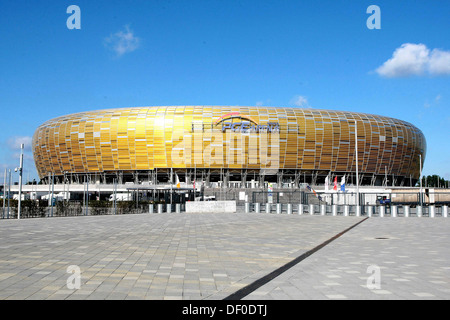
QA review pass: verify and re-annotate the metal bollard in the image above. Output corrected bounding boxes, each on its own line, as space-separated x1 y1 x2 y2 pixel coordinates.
367 205 373 217
443 205 448 218
320 204 326 216
430 205 435 218
379 205 385 217
167 204 172 213
309 204 315 215
157 203 163 214
176 203 181 213
417 206 422 217
404 205 410 217
266 203 271 214
332 204 337 216
149 204 154 214
355 205 361 217
392 205 397 217
255 203 260 213
287 203 292 214
245 202 250 213
344 205 349 217
298 204 304 215
276 203 281 214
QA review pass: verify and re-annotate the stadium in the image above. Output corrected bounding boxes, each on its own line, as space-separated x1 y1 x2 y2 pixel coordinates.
32 106 426 188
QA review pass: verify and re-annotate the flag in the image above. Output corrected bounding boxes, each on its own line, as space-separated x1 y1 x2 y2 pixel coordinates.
325 175 329 192
307 185 322 201
175 173 180 188
333 176 338 191
340 175 346 192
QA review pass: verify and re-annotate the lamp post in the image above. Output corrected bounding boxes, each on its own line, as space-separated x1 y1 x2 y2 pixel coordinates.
355 121 360 216
113 178 117 215
16 144 24 220
2 168 6 219
51 172 54 217
63 171 67 202
8 169 11 219
419 154 423 207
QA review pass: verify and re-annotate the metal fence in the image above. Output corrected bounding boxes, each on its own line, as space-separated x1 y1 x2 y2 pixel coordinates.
2 189 450 219
1 200 153 219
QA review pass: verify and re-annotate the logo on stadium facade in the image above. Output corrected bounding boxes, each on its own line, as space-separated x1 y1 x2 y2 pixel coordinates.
214 112 280 133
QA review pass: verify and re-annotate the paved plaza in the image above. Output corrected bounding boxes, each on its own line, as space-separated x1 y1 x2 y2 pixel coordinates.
245 217 450 300
0 212 449 300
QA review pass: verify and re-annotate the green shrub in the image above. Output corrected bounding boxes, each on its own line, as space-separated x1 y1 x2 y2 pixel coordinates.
89 200 111 215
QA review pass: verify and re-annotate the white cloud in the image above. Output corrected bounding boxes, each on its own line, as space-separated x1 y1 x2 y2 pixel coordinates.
2 136 38 182
7 136 33 151
104 25 140 57
428 49 450 75
376 43 450 77
424 94 443 109
255 99 274 107
290 95 311 108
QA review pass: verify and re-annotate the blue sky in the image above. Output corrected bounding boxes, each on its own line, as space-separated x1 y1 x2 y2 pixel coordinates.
1 0 449 182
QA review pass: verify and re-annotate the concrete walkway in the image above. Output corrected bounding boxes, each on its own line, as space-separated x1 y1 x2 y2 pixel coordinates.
0 213 448 300
245 217 450 300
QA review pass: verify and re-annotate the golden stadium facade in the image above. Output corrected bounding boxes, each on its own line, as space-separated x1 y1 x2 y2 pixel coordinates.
32 106 426 186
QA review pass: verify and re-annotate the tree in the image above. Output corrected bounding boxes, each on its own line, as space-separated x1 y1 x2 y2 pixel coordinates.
417 175 449 188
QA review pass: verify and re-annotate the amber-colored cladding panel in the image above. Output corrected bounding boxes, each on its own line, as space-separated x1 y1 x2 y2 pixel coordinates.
32 106 426 180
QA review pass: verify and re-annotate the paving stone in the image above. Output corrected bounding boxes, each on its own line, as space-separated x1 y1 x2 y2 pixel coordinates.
1 214 449 300
244 217 450 300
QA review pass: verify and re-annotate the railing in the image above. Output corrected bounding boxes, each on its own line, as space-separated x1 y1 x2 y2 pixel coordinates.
1 200 184 219
2 192 450 219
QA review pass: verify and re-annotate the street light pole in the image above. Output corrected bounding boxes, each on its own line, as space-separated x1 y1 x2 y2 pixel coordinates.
355 121 360 216
17 143 24 220
8 169 11 219
2 168 6 219
419 154 423 207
